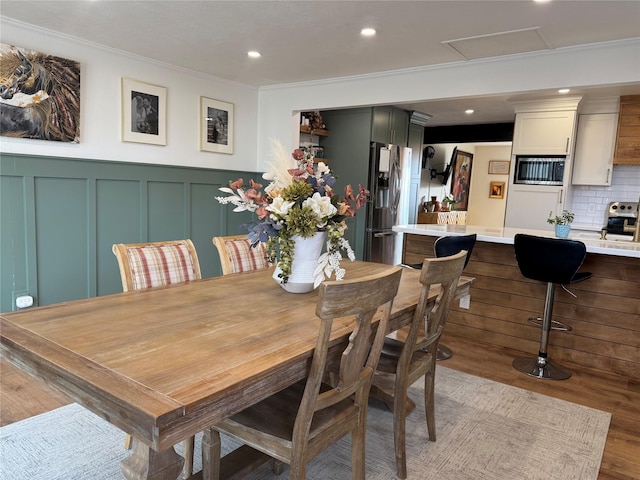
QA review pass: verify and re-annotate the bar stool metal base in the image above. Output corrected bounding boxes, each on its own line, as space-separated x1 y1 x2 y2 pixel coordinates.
512 356 572 380
527 317 572 332
436 344 453 361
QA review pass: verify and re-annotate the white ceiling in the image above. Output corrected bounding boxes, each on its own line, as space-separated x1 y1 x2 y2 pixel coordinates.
2 0 639 126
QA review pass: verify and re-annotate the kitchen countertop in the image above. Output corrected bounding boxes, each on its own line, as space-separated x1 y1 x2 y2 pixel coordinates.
393 224 640 258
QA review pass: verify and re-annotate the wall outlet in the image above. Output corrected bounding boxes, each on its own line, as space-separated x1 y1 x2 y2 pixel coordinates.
16 295 34 309
12 290 30 311
459 294 471 309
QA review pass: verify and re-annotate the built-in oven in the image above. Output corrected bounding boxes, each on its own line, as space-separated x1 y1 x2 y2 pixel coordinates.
514 155 565 185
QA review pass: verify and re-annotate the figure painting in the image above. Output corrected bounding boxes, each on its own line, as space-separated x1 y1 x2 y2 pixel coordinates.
0 44 80 143
451 150 473 211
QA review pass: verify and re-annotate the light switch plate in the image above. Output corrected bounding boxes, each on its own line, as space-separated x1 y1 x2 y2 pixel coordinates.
459 294 471 309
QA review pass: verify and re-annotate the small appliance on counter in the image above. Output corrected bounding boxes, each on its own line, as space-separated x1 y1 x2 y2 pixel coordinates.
605 201 638 235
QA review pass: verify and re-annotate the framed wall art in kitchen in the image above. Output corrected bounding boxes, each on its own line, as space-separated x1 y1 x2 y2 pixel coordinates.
488 160 510 175
489 181 505 199
121 78 166 145
200 96 234 154
451 150 473 210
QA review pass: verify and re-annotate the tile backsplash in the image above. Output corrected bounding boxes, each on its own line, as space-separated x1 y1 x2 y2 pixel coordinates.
569 165 640 228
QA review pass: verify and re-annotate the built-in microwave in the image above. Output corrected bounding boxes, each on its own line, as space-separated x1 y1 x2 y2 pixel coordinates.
514 155 565 185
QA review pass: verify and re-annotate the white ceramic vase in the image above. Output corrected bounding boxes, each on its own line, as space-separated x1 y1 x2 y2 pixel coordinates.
272 232 327 293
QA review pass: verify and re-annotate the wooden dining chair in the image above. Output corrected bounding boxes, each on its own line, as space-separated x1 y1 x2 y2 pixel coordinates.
201 266 404 480
370 251 466 479
212 234 270 275
112 238 201 479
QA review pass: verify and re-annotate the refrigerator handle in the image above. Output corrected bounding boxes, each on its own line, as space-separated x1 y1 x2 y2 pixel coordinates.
390 151 401 216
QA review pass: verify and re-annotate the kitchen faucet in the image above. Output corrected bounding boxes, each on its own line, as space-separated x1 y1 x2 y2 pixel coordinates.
623 195 640 242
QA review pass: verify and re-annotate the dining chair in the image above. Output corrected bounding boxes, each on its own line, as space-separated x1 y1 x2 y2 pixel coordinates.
370 250 467 479
201 266 404 480
112 238 201 479
212 234 269 275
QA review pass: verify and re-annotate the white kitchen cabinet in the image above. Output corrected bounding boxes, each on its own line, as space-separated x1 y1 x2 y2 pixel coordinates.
511 111 577 155
504 184 564 230
572 113 618 186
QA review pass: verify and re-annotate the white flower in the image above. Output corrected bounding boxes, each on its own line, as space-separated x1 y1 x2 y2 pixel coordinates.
303 192 337 226
267 196 295 216
315 162 330 175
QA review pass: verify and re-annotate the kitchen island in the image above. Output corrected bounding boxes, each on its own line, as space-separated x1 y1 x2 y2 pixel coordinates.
394 224 640 379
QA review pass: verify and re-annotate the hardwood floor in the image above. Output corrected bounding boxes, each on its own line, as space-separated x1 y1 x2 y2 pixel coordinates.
2 332 639 479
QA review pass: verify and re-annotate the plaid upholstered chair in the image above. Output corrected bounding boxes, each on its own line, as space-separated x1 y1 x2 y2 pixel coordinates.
112 238 201 478
212 235 270 275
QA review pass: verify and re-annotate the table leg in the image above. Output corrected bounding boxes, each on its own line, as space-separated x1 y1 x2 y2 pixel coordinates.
121 437 185 480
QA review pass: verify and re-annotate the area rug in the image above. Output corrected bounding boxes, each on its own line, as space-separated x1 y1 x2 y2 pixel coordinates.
0 367 610 479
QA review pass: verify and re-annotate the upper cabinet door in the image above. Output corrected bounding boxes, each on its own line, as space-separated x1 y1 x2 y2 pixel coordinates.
371 107 409 146
572 113 618 186
511 111 577 155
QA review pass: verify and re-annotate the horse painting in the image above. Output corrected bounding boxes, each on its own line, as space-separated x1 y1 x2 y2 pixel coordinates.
0 44 80 143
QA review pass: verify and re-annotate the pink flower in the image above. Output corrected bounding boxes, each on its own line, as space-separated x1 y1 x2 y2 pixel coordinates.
230 178 244 189
292 149 305 161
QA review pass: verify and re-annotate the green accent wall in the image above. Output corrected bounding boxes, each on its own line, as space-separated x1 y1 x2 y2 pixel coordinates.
0 154 258 312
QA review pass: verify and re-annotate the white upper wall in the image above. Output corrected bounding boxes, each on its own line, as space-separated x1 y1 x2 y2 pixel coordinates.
257 39 640 170
0 20 259 172
2 18 639 177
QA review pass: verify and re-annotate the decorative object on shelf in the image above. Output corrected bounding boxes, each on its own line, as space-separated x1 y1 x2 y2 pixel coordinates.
200 96 234 154
121 77 166 145
441 194 455 211
431 195 441 212
488 160 511 175
216 140 368 292
489 181 505 199
547 209 575 238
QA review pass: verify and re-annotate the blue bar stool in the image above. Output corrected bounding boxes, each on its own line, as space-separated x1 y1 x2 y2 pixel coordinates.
512 234 592 380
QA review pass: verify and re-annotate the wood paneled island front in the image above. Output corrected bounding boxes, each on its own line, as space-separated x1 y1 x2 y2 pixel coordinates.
394 224 640 380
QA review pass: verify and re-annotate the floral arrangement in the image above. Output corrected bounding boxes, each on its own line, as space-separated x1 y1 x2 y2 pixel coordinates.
216 140 368 287
547 209 575 226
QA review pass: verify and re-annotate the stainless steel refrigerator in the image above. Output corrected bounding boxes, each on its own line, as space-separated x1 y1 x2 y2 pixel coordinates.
364 142 403 264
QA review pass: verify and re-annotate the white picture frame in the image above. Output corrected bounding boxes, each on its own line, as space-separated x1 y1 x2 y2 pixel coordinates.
121 78 166 146
200 96 234 154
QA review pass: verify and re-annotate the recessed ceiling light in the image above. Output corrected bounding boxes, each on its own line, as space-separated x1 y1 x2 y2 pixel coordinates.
465 109 474 115
247 51 261 58
361 28 376 37
558 88 570 94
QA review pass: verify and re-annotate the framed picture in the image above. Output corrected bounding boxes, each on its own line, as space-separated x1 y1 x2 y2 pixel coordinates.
489 181 505 199
488 160 510 175
0 44 80 143
450 149 473 211
121 78 166 145
200 96 234 154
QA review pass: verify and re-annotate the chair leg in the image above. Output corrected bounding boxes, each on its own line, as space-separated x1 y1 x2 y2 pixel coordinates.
393 387 408 480
124 433 132 450
351 423 366 480
201 427 221 480
513 282 572 380
424 369 436 442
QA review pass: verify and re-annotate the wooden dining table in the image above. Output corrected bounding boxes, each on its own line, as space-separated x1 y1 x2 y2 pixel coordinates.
0 261 474 480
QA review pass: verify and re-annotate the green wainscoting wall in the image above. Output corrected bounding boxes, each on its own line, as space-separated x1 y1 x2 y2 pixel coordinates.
0 154 258 312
